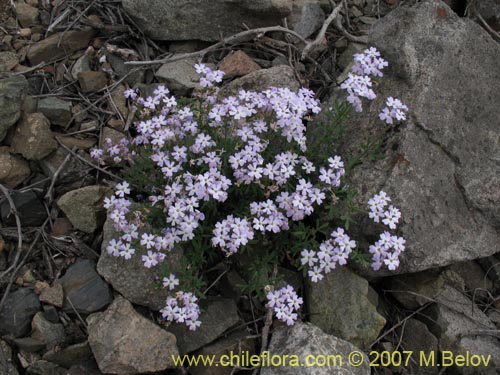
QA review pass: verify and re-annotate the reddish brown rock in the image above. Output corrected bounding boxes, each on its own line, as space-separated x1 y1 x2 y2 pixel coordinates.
27 29 96 65
219 50 261 78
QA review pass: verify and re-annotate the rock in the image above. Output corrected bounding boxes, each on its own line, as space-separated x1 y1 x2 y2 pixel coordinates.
0 51 19 71
397 319 439 375
448 260 493 301
190 330 256 375
57 185 110 233
31 312 66 349
56 259 112 314
424 285 500 374
386 269 444 310
102 126 126 147
0 340 20 375
78 71 108 93
289 0 325 39
13 336 46 352
261 322 370 375
122 0 292 41
53 133 96 150
110 84 128 120
103 50 144 86
0 75 28 142
475 0 500 32
306 267 386 348
42 342 93 368
0 147 30 188
15 2 39 27
219 65 300 98
26 360 66 375
71 54 92 81
41 147 91 184
37 97 72 126
0 288 41 338
156 57 204 96
219 50 261 79
50 217 73 236
11 113 57 160
337 42 365 71
97 212 182 310
87 297 179 374
168 297 240 354
39 284 64 308
323 0 500 275
0 189 47 227
27 29 96 65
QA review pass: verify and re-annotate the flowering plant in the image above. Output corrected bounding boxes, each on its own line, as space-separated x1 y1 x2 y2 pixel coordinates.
91 47 408 329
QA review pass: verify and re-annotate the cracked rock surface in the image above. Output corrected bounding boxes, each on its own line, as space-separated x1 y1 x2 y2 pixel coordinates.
312 0 500 275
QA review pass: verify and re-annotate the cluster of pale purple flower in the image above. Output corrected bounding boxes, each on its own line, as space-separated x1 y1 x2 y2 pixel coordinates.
378 97 409 124
93 63 333 328
93 48 408 328
161 291 201 331
266 285 304 326
368 191 406 271
340 47 408 125
300 227 356 283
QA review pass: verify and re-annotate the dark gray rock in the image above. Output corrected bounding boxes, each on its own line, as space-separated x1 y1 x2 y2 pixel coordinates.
87 297 179 374
43 342 93 368
168 297 240 354
261 322 370 375
0 75 28 142
316 0 500 275
26 360 66 375
397 319 439 375
1 189 47 227
31 312 66 349
0 288 41 338
122 0 292 41
386 269 445 310
306 267 386 349
56 259 112 314
37 97 72 126
0 340 20 375
424 284 500 374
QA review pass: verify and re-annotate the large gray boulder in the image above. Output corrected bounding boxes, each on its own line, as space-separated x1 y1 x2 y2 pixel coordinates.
122 0 292 41
316 0 500 275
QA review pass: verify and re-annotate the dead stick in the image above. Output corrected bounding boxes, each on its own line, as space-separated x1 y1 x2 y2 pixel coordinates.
301 1 344 60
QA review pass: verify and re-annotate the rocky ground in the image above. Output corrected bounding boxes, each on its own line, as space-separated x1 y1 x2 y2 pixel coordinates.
0 0 499 375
